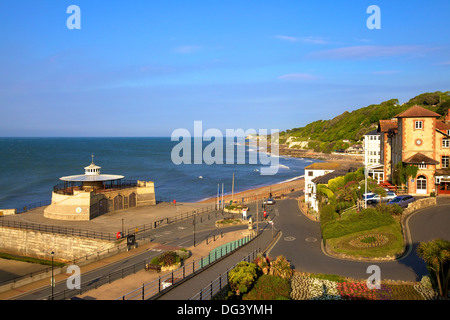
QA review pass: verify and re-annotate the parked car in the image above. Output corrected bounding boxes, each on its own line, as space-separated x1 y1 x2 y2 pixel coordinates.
367 191 397 204
363 193 377 203
387 195 416 208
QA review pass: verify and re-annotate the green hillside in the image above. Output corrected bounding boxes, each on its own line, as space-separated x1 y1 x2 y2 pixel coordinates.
281 91 450 153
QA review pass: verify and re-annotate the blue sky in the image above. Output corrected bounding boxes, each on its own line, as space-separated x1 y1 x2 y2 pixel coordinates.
1 0 449 137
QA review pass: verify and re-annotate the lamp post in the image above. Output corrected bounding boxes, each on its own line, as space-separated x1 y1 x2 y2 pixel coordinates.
51 251 54 300
364 166 368 209
193 213 196 247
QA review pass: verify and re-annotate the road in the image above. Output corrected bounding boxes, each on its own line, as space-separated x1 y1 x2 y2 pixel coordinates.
10 208 249 300
9 195 450 299
267 195 450 282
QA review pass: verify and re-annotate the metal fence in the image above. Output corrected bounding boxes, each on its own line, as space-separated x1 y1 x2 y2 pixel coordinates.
0 219 117 241
16 200 51 213
46 259 150 300
125 204 215 235
190 247 261 300
117 233 257 300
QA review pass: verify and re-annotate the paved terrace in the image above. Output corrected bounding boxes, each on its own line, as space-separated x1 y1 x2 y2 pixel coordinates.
0 201 211 236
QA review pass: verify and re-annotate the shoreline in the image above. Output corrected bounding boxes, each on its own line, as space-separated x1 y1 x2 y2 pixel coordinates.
197 175 305 205
195 148 363 205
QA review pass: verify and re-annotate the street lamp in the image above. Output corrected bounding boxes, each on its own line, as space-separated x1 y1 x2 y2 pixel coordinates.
193 212 196 247
364 166 368 209
51 251 54 300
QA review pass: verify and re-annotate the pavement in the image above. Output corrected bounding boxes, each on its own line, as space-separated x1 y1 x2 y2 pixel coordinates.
3 193 448 300
0 197 279 300
0 222 276 300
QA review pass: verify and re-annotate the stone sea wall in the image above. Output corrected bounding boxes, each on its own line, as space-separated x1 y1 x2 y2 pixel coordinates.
0 226 115 262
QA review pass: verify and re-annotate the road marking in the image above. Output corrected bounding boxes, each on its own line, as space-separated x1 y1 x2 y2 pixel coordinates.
284 236 296 241
305 237 317 242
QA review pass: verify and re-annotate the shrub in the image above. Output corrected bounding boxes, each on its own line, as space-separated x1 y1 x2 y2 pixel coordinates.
377 203 403 216
228 261 258 294
151 250 187 266
243 275 291 300
269 255 293 279
336 201 354 213
321 208 395 241
319 204 339 225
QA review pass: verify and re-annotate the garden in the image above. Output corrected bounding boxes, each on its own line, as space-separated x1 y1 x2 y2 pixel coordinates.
289 272 436 300
215 253 443 300
315 167 407 259
148 249 190 271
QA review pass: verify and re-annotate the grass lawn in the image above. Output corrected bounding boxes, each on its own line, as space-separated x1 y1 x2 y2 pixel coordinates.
325 219 405 258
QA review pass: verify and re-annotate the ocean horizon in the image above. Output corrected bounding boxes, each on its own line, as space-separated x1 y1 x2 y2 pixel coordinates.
0 137 319 210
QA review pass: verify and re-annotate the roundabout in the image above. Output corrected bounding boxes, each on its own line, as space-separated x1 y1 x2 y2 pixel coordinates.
267 197 450 282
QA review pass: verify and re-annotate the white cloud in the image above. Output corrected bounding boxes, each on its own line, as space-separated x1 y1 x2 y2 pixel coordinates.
274 35 328 44
174 45 201 54
278 73 318 81
308 45 435 60
371 70 401 75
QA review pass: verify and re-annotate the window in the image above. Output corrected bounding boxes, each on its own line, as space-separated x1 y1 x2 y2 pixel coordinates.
308 171 313 177
415 121 423 129
443 139 450 148
418 163 427 169
443 156 450 168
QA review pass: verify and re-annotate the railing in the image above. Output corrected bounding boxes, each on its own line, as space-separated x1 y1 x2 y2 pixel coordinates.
0 204 217 289
190 247 261 300
117 233 257 300
125 204 215 235
53 180 139 195
46 259 150 300
16 200 51 213
0 219 116 241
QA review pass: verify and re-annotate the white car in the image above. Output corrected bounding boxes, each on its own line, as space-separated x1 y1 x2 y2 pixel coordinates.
367 191 397 204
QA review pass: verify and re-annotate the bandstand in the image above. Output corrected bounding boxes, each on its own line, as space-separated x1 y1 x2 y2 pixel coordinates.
44 156 156 221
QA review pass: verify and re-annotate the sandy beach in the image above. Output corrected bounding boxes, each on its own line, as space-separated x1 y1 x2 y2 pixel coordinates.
198 176 305 205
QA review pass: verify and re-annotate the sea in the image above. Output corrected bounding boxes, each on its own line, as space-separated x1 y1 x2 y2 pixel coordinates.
0 137 319 210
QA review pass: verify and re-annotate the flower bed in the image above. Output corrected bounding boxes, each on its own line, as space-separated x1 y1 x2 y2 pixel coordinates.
347 233 391 249
290 272 436 300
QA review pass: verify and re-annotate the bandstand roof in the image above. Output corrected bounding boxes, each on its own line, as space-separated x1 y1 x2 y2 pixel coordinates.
59 155 124 182
60 174 124 182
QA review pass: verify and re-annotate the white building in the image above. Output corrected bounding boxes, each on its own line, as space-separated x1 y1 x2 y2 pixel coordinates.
364 129 381 166
363 129 385 184
304 162 341 212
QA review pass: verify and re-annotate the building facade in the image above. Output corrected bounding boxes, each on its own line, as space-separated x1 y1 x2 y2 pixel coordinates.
304 162 341 212
44 160 156 221
379 105 450 196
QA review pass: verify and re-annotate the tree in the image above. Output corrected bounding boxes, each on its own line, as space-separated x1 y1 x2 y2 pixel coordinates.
417 239 450 298
393 162 419 186
228 261 258 295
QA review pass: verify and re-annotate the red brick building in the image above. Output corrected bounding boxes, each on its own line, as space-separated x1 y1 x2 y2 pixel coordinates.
378 105 450 196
